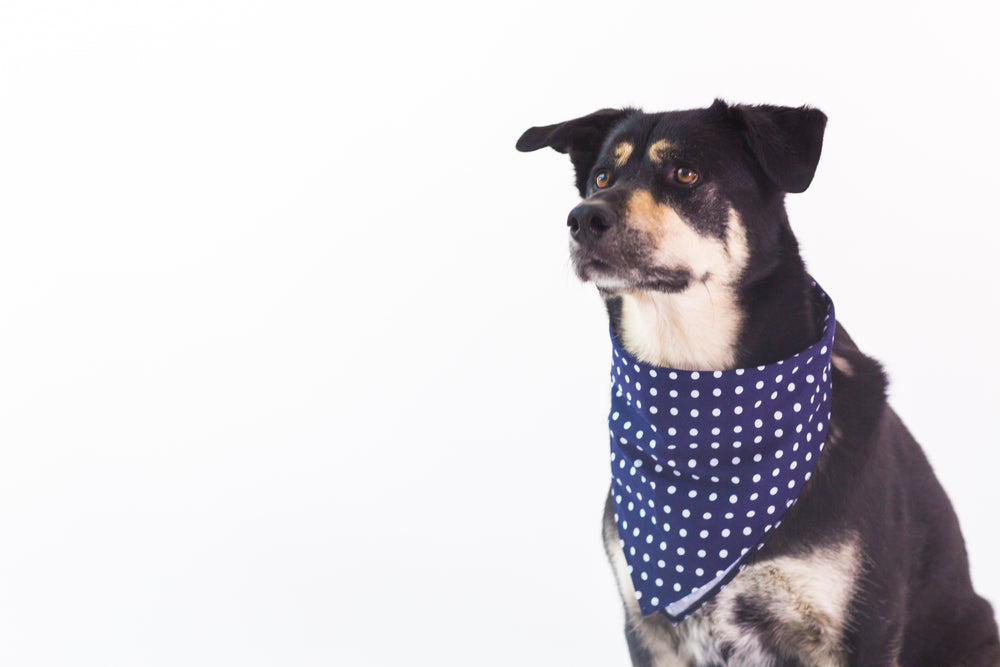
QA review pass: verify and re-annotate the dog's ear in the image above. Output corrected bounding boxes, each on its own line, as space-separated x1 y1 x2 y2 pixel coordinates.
721 100 828 194
516 108 629 197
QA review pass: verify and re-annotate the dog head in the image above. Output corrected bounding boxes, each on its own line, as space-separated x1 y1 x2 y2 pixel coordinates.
517 100 827 369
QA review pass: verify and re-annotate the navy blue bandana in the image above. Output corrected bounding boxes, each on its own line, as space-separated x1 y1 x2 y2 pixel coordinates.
609 283 835 622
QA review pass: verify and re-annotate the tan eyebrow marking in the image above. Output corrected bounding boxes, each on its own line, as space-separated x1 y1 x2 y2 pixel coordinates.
648 139 673 164
613 142 634 168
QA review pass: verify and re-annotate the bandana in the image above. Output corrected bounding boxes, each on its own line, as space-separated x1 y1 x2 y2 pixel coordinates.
608 283 835 623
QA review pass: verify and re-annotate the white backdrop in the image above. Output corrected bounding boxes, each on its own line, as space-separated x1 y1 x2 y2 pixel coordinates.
2 1 998 665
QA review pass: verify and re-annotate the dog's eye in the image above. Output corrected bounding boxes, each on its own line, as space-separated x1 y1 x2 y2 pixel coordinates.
674 167 699 185
594 170 611 189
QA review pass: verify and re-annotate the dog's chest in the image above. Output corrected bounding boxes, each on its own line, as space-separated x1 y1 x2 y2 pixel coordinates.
604 505 860 666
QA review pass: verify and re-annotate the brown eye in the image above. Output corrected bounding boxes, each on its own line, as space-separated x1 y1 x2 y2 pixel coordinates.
674 167 699 185
594 170 611 188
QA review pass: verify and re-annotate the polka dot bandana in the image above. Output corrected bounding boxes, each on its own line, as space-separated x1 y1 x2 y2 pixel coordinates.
609 283 835 622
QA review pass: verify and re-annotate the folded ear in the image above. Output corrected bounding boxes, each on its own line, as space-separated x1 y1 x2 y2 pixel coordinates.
726 101 828 194
516 108 629 196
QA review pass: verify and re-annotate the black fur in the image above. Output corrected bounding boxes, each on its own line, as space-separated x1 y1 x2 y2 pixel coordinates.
518 100 1000 665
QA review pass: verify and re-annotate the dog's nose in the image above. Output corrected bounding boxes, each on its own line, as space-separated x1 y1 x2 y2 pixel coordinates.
567 201 614 243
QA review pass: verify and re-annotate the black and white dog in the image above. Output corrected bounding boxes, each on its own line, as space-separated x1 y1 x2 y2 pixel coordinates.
517 100 1000 666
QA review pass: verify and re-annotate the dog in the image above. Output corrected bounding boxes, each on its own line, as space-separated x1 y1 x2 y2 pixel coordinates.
516 100 1000 666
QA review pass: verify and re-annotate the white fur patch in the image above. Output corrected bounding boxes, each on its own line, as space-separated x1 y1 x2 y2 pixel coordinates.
832 354 854 377
605 505 860 666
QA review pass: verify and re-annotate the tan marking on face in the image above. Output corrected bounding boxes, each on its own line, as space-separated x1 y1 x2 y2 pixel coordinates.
648 139 673 164
613 142 634 168
832 354 854 377
617 194 750 370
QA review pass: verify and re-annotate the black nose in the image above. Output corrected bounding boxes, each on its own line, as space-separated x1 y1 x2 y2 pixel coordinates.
567 201 614 242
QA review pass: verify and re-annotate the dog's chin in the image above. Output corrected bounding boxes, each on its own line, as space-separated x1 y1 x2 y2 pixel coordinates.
575 258 693 295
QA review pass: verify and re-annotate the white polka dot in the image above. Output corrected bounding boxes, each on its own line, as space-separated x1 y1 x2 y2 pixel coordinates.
719 549 728 558
743 526 752 536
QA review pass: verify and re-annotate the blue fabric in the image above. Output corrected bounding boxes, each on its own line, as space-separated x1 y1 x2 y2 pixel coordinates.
608 283 836 622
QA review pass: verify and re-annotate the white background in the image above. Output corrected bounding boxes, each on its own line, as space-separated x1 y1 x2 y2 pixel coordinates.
2 1 998 665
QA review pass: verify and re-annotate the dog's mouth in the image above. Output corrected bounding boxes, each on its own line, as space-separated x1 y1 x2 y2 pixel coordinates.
575 254 693 294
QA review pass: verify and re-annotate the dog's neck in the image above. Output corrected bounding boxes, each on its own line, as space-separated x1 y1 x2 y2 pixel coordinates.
608 225 818 371
616 284 743 371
